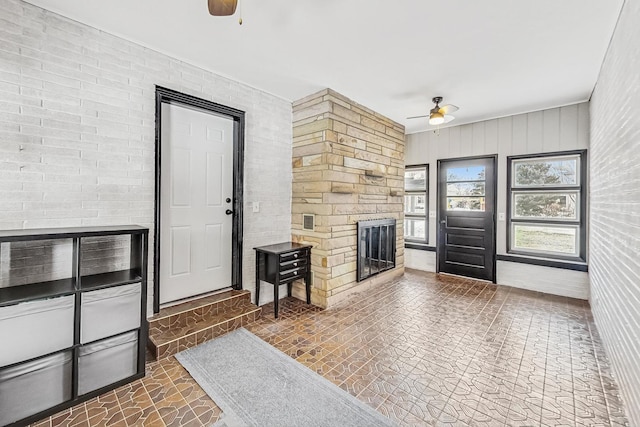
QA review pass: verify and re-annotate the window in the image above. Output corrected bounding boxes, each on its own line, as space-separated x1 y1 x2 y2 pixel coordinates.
507 150 586 261
446 165 486 211
404 165 428 243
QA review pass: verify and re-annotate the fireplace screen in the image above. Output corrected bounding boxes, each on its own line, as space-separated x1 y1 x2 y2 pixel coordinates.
357 219 396 281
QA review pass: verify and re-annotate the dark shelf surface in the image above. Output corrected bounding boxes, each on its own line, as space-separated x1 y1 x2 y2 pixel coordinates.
80 269 142 291
0 278 75 307
0 269 142 306
254 242 313 255
0 225 148 242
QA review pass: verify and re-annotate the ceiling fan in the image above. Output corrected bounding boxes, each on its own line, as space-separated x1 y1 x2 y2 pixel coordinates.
407 97 459 126
208 0 238 16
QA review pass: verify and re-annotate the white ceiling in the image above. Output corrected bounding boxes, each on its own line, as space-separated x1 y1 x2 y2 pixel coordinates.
25 0 623 134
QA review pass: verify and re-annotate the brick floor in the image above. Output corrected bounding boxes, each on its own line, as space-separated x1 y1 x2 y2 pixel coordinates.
33 269 629 426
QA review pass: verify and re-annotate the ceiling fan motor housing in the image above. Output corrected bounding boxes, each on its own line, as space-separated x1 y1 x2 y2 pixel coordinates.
208 0 238 16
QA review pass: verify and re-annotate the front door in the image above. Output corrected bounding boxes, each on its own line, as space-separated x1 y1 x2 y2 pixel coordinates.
159 102 234 304
437 156 496 282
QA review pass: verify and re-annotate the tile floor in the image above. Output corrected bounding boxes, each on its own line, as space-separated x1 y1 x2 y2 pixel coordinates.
32 269 629 426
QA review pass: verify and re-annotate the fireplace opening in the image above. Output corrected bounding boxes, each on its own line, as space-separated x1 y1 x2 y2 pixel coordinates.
357 219 396 282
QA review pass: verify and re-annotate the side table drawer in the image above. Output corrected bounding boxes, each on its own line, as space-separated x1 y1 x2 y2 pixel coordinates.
280 250 304 263
279 266 307 283
280 257 306 271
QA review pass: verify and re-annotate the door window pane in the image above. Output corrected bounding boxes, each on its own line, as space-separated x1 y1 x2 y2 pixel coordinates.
447 166 485 182
447 182 485 197
405 194 426 215
513 192 578 220
513 156 579 187
404 170 427 191
512 224 578 256
404 218 426 240
447 197 485 211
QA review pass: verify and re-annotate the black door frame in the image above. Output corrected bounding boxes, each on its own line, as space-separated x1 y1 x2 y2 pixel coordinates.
153 86 245 314
436 154 498 283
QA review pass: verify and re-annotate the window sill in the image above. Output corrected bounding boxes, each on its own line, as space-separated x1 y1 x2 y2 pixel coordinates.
405 243 436 252
404 245 588 271
497 254 587 272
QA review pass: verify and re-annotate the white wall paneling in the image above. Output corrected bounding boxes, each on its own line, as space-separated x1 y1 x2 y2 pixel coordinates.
405 104 590 298
404 248 589 300
404 248 436 273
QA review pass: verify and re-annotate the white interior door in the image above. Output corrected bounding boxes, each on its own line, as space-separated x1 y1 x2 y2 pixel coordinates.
160 103 234 304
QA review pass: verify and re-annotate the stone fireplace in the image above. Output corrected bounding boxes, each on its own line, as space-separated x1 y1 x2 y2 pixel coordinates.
291 89 405 308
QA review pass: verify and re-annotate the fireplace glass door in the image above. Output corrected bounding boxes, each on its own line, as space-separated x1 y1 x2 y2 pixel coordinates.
357 219 396 281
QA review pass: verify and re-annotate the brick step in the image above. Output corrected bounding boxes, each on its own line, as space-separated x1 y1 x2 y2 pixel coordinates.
148 289 252 330
147 290 261 359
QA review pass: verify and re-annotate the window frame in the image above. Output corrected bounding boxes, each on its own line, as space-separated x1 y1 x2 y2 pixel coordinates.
507 150 587 262
404 164 429 244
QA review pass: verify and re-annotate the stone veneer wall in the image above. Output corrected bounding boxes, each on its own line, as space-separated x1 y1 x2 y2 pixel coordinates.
291 89 405 308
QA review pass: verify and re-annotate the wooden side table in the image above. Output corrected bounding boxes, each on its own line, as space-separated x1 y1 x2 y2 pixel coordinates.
254 242 313 318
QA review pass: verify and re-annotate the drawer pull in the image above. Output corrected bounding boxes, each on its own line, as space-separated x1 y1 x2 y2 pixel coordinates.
293 262 298 267
294 253 298 258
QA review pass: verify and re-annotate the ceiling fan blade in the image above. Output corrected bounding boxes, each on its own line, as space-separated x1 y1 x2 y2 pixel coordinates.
208 0 238 16
406 114 429 119
439 104 459 115
443 115 456 123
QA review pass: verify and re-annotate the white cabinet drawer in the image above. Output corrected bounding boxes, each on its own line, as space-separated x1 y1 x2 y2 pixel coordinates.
0 295 75 367
80 282 141 344
0 351 72 426
78 331 138 395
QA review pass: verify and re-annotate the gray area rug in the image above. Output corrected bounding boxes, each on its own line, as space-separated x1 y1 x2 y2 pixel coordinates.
175 328 396 427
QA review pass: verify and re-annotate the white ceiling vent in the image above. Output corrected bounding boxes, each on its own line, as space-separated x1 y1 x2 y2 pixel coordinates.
302 214 315 231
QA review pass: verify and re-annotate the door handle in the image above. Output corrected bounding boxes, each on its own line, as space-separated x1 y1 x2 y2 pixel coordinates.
225 209 234 215
440 220 446 224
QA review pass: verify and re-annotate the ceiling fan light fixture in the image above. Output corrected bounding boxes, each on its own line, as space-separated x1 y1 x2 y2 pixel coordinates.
406 96 458 126
429 111 445 125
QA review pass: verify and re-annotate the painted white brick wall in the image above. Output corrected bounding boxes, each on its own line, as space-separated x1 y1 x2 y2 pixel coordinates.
0 0 293 312
406 104 590 299
589 0 640 423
